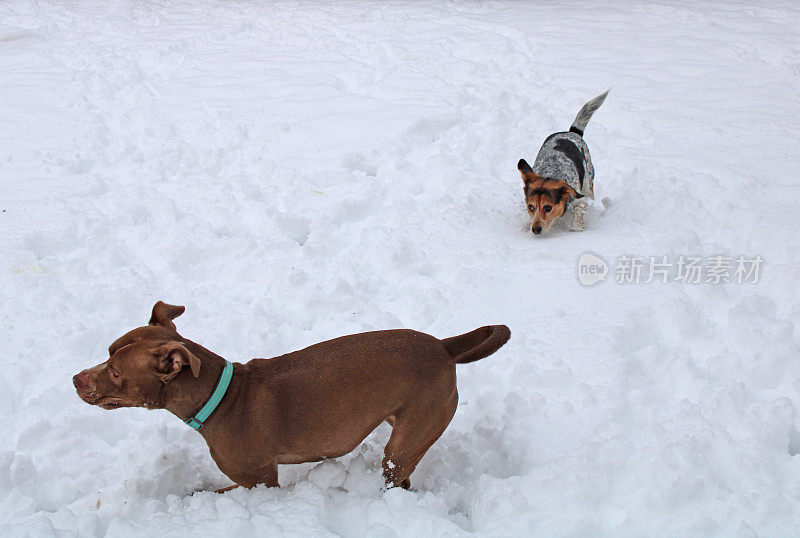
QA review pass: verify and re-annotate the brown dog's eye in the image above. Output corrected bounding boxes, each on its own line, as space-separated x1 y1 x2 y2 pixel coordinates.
543 205 553 213
109 370 120 381
527 204 535 212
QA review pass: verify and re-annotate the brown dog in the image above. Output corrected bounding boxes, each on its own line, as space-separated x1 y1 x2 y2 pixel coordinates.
73 301 510 491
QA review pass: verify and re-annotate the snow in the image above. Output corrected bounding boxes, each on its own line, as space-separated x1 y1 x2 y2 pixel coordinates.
1 0 799 535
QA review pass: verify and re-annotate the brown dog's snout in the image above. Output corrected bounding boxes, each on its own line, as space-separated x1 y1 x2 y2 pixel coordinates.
72 371 96 397
532 225 542 234
72 373 87 390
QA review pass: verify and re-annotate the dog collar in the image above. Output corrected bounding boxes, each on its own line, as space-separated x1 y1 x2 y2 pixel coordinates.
185 360 233 430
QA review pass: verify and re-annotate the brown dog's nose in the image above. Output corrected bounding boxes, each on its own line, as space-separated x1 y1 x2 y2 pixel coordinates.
73 373 88 390
532 226 542 235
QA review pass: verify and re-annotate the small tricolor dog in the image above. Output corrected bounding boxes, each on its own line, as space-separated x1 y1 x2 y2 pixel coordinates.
73 301 510 491
518 91 608 234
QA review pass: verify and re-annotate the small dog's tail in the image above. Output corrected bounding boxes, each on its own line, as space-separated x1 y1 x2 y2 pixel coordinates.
569 90 609 137
442 325 510 364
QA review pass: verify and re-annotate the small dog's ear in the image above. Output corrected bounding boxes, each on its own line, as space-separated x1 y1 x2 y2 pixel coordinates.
149 301 185 330
153 342 201 381
518 159 537 185
563 185 584 200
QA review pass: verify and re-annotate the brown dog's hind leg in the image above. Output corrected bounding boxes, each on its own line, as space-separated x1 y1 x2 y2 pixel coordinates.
382 390 458 490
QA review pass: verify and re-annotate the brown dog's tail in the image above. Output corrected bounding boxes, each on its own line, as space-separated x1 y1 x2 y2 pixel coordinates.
442 325 511 364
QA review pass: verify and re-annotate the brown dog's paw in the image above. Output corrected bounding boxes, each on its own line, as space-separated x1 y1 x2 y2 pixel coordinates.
381 477 411 492
215 484 240 494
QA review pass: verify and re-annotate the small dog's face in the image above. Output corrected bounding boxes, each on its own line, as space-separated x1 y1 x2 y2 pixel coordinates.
518 159 582 235
72 302 200 410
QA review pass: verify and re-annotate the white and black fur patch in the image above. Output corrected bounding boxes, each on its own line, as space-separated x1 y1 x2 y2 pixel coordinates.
531 90 608 200
531 131 595 200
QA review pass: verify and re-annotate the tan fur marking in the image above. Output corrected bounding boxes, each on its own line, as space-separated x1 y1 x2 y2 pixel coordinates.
523 177 576 233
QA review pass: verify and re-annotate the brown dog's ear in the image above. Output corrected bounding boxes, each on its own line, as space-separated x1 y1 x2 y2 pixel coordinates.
518 159 539 185
149 301 185 330
153 342 201 381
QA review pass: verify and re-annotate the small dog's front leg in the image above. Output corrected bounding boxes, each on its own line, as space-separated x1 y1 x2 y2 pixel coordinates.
568 199 587 231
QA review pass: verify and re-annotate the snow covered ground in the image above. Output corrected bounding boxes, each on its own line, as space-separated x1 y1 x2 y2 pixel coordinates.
2 0 800 535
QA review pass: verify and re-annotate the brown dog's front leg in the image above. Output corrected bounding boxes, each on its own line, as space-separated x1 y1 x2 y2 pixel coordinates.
216 462 279 493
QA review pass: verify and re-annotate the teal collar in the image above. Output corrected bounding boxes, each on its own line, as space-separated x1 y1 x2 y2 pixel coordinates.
185 360 233 430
